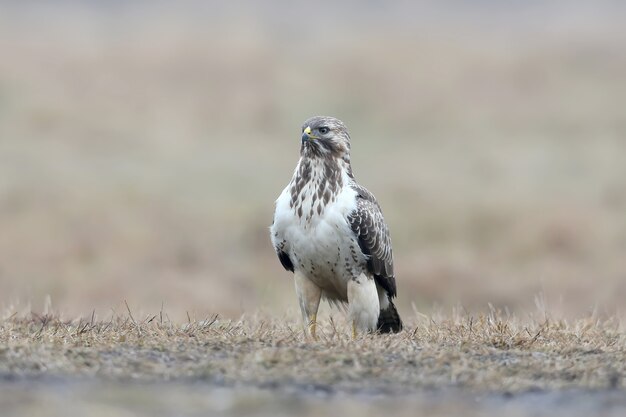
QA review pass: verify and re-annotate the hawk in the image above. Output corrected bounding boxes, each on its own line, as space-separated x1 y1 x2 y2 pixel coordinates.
270 116 402 338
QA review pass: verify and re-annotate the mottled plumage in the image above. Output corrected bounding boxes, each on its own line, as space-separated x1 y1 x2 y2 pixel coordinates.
271 116 402 337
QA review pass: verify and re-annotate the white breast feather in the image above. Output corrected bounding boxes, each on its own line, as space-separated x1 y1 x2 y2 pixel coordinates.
271 163 363 300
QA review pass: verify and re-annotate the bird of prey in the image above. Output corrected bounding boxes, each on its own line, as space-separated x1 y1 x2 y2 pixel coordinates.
270 116 402 338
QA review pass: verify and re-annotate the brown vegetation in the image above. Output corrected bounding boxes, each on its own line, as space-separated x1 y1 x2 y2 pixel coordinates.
1 308 624 416
1 309 623 393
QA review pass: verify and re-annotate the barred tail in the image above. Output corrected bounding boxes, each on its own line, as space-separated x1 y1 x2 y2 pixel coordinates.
377 298 403 333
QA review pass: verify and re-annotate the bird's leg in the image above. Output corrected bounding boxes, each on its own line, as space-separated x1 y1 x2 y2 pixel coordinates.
294 271 322 340
347 274 380 340
309 314 318 339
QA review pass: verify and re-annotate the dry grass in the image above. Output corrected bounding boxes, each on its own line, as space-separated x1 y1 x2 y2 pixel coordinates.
2 308 625 416
1 309 624 394
1 307 626 416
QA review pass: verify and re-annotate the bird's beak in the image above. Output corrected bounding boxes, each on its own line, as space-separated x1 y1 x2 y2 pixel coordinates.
301 126 317 143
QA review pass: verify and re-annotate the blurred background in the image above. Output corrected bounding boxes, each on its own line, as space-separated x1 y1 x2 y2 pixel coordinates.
0 1 625 322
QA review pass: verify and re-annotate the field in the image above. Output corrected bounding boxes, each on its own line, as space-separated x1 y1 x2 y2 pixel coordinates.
1 1 626 416
1 309 625 416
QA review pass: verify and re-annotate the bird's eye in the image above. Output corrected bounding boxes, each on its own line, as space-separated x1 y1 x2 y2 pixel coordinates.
318 127 329 134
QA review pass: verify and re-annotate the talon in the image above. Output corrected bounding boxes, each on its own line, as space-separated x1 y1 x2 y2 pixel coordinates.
352 321 357 340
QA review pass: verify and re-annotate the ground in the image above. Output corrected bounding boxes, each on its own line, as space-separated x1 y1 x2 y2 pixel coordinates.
1 310 624 416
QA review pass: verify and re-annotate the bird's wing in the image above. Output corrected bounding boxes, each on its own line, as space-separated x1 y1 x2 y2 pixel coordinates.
347 184 397 297
276 249 294 272
271 211 295 273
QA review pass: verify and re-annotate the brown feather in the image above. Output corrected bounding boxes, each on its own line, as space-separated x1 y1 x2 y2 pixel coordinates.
347 184 397 298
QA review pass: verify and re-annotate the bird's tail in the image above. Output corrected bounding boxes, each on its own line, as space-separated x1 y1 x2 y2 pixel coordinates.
377 298 403 333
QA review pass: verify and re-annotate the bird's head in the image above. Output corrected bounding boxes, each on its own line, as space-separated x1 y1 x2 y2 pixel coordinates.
300 116 351 160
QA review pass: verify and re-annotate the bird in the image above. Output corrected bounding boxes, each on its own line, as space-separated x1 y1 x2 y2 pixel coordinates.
270 116 402 339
